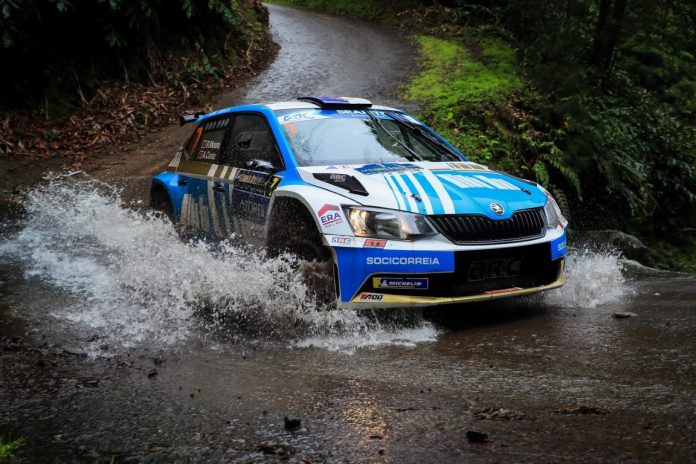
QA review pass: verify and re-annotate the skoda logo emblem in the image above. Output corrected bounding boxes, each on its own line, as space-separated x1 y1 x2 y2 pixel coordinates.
490 203 504 215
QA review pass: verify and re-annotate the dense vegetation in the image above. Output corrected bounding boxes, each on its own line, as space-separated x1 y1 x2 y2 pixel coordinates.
0 435 23 459
0 0 269 115
272 0 696 270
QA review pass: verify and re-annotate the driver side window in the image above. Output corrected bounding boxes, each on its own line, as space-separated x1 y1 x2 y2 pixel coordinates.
223 113 282 172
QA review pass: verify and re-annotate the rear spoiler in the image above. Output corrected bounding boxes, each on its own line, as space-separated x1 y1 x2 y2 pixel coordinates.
179 112 207 127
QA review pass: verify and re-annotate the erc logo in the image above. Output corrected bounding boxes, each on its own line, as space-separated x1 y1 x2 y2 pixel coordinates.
331 236 352 245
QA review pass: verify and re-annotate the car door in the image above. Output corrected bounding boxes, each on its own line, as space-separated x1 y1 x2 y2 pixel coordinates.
219 112 284 247
176 116 232 239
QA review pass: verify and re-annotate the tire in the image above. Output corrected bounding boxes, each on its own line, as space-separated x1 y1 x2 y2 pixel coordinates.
268 200 337 307
149 185 175 224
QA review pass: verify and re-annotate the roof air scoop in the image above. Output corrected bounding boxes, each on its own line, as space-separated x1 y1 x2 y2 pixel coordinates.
298 96 372 109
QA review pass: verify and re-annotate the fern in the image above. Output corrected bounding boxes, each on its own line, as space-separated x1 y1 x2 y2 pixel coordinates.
532 161 550 186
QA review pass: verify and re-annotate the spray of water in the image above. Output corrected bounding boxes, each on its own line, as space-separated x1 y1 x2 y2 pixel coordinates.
0 177 633 353
543 248 632 308
0 177 438 352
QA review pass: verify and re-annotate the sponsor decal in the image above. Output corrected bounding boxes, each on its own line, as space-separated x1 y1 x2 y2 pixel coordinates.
373 277 429 290
278 111 329 124
331 236 353 245
336 109 366 115
355 163 421 175
437 173 518 190
233 170 278 197
484 287 523 295
359 293 384 301
317 204 343 227
550 232 567 260
197 149 217 160
490 203 504 215
237 172 269 186
317 204 339 216
439 162 488 171
329 173 347 182
200 139 221 150
468 258 523 282
334 248 454 302
232 190 270 225
238 198 265 219
363 239 387 248
366 256 440 266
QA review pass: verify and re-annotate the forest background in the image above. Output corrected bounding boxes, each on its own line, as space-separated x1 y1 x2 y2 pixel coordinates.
1 0 694 270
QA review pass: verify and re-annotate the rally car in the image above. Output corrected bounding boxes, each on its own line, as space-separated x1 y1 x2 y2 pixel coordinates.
150 96 567 308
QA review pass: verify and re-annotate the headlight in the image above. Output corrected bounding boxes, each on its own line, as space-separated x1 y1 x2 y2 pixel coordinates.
343 206 436 240
540 187 568 229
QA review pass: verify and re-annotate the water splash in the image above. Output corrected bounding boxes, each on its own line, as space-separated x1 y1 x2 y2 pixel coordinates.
543 248 632 308
0 177 438 352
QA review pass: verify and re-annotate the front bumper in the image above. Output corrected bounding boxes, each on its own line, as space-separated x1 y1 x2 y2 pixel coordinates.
328 228 567 308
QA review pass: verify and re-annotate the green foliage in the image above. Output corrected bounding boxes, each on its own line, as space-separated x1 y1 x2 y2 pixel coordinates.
403 34 580 210
0 0 266 113
445 0 696 249
0 436 23 459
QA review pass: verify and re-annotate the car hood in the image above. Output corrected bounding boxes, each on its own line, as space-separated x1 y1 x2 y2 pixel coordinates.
296 161 546 219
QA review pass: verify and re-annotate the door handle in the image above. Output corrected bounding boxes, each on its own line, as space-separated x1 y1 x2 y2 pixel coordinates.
212 185 225 193
178 178 187 186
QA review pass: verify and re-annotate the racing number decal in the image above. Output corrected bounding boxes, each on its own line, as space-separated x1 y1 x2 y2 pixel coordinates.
267 176 281 195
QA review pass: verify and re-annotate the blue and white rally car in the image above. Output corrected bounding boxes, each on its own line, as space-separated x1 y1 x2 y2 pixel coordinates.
150 97 567 308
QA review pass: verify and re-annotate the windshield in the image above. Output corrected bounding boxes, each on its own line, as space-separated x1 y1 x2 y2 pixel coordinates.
275 109 461 166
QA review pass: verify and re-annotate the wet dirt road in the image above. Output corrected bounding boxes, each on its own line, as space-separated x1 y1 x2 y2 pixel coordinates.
2 4 696 464
216 4 416 110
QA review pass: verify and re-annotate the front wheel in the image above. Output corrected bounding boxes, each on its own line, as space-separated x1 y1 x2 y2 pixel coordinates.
268 202 337 308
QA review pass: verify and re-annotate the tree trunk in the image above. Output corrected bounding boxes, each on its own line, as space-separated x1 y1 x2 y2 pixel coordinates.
591 0 628 89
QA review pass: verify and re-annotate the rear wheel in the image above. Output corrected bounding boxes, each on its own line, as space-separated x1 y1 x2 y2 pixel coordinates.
268 199 337 307
149 185 175 223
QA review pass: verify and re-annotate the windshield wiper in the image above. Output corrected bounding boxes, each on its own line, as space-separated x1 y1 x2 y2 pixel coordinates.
365 109 422 162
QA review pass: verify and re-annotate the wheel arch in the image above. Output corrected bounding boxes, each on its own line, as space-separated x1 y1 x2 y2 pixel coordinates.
265 191 342 303
265 192 321 253
150 172 187 220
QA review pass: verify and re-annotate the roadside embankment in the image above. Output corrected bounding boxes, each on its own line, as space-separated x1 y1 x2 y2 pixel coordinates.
0 0 276 219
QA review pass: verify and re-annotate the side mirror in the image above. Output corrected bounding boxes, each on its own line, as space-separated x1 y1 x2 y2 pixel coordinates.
245 159 276 173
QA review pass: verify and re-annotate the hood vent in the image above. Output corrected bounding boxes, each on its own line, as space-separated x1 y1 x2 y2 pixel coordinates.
313 173 369 196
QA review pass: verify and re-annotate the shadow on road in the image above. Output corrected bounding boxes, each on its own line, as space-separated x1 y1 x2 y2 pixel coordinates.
424 298 548 331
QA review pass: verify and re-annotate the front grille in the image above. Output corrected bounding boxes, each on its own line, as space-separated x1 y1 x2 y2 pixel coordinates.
429 208 545 244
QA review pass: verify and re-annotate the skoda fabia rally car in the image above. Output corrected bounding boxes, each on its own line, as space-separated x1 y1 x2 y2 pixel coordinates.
150 97 567 308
